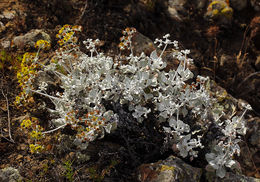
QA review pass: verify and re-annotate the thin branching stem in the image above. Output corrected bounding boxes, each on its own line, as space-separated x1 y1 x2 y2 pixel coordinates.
30 89 67 102
42 124 67 134
1 89 15 143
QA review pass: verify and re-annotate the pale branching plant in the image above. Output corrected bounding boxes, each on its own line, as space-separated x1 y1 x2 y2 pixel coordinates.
17 25 250 178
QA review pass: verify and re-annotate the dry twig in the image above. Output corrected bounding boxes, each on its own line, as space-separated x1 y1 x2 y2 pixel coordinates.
1 88 15 143
76 0 89 24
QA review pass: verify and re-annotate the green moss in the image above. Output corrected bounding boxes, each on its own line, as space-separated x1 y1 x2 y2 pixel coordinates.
0 49 22 70
87 167 104 182
86 160 119 182
63 160 74 182
0 50 10 69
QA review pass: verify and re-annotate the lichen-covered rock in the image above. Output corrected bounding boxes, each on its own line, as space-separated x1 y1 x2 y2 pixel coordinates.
208 81 260 178
12 29 51 50
0 167 23 182
137 155 202 182
204 0 233 25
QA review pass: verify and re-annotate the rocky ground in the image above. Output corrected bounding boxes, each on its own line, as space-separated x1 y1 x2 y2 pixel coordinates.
0 0 259 181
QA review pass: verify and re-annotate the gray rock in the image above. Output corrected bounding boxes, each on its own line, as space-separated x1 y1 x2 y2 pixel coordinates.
196 0 208 9
250 130 260 148
0 21 5 34
255 55 260 71
248 117 260 148
251 0 260 11
75 152 91 164
230 0 247 11
12 29 51 50
206 171 260 182
131 31 157 56
167 0 187 21
0 10 16 20
137 155 202 182
33 71 60 90
0 167 23 182
0 39 10 49
138 0 157 12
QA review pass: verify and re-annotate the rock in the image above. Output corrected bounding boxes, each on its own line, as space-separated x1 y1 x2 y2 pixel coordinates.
75 152 90 164
131 31 157 56
0 39 10 49
18 143 27 151
139 0 157 12
0 10 16 20
247 117 260 148
12 29 51 50
137 155 202 182
33 71 60 90
219 54 233 67
230 0 247 11
0 21 5 33
167 0 187 21
251 0 260 11
0 167 23 182
16 154 23 160
255 55 260 71
250 129 260 148
204 0 233 25
196 0 208 9
206 171 260 182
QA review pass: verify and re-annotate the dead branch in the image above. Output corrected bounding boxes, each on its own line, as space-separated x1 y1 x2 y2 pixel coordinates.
1 89 15 143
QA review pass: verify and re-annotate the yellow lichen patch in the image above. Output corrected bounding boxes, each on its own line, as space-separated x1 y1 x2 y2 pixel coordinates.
160 165 175 172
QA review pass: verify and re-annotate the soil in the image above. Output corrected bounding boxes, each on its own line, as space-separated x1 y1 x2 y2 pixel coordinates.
0 0 259 181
